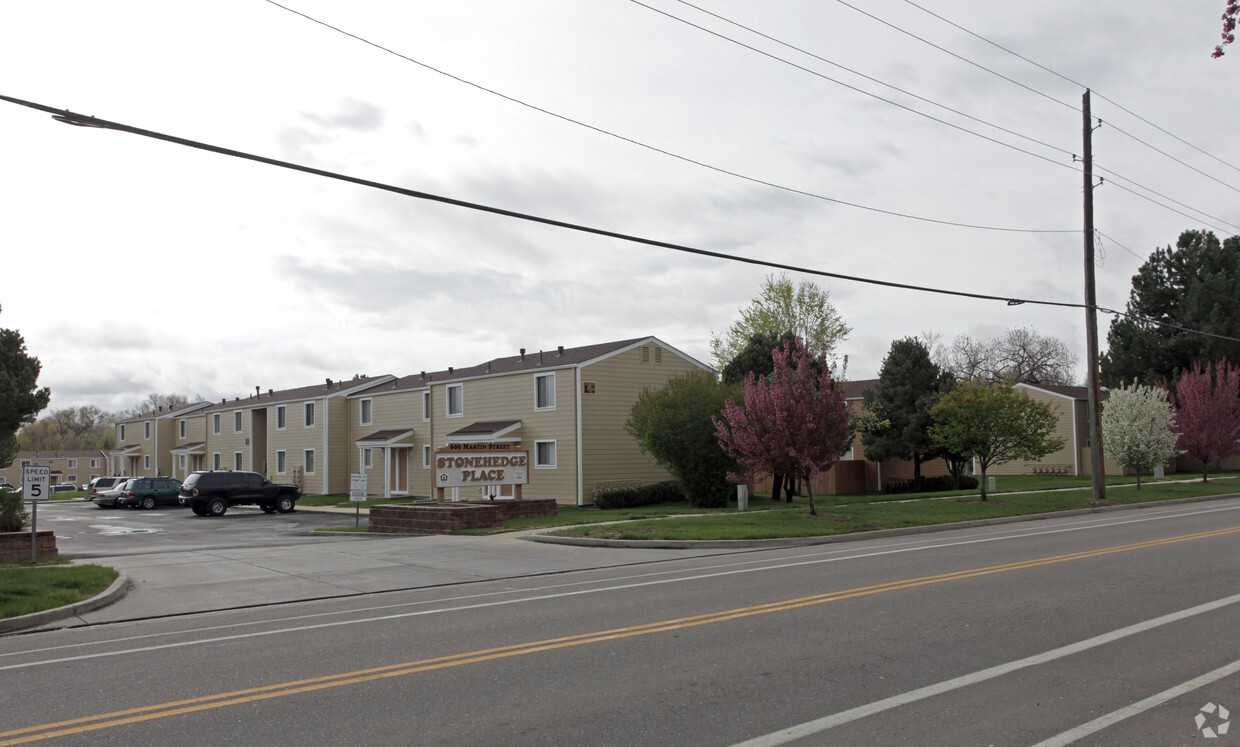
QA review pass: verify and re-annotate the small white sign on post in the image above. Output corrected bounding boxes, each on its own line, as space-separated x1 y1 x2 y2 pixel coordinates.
349 473 368 502
22 465 51 502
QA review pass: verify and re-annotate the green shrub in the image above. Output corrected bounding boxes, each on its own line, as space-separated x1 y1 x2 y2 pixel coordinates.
594 481 682 510
0 490 27 532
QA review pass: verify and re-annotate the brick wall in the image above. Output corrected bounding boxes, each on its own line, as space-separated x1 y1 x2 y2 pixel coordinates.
0 531 58 560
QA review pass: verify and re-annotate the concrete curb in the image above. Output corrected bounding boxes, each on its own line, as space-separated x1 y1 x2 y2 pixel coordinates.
521 492 1240 549
0 571 130 635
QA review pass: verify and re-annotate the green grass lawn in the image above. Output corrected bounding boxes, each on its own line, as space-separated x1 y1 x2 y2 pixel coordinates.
0 562 119 619
547 475 1240 541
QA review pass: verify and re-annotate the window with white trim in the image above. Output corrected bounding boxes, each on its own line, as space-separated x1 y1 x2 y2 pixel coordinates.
90 459 99 468
213 453 221 470
276 450 287 475
446 384 463 418
119 424 126 441
179 419 186 439
535 373 556 411
178 454 187 471
67 459 77 469
212 413 221 435
423 445 431 469
144 455 151 470
304 402 316 428
363 448 373 469
360 399 373 426
67 475 77 484
233 411 242 434
423 391 431 421
535 440 557 469
234 452 243 471
304 449 316 475
144 421 151 440
277 405 287 430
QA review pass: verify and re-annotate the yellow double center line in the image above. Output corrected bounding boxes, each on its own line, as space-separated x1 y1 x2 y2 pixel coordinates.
5 525 1238 745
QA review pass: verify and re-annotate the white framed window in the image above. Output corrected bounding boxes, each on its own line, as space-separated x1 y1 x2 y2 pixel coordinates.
422 391 431 421
304 449 316 475
535 373 556 411
144 455 151 470
423 445 431 469
233 411 243 434
67 459 77 469
276 450 287 474
90 459 99 468
362 448 373 469
178 454 187 471
179 419 186 439
360 398 373 426
213 453 221 470
304 402 316 428
535 440 557 469
446 384 463 418
119 424 127 441
277 405 287 430
234 452 243 471
212 413 221 435
67 475 77 484
144 421 151 440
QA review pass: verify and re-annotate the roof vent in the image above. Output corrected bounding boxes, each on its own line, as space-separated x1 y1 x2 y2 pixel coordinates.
557 345 564 356
326 378 333 387
448 366 454 375
520 348 526 361
256 386 261 397
539 350 544 364
268 389 273 395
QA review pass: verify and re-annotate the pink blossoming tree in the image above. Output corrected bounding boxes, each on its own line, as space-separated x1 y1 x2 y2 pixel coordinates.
713 338 853 516
1170 360 1240 482
1215 0 1239 57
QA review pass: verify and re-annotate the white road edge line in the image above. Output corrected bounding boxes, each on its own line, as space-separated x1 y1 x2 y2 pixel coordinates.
1031 657 1240 746
731 593 1240 747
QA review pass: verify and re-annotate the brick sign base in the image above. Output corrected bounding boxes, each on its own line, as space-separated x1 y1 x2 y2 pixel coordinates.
0 531 59 561
368 500 558 535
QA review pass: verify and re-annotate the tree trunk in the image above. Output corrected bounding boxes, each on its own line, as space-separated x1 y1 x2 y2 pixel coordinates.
1136 472 1142 489
978 467 988 501
771 472 783 502
806 474 816 516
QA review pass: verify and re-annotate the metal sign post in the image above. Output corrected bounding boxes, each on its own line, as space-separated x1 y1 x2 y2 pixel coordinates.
349 473 368 528
22 465 51 562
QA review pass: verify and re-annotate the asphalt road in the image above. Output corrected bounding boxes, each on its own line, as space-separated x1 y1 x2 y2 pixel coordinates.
3 497 1240 745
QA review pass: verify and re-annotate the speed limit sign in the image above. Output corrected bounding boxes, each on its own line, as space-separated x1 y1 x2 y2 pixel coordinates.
22 465 51 501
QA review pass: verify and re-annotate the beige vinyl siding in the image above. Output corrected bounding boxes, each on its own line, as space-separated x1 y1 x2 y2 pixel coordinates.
431 371 580 503
324 396 353 494
989 389 1080 476
207 414 250 474
347 389 425 497
580 345 709 502
264 397 327 494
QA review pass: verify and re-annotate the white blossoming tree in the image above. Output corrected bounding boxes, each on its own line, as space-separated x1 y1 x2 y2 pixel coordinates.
1101 381 1180 488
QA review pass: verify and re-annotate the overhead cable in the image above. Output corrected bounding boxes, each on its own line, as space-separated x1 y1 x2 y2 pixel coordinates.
263 0 1074 235
5 94 1237 345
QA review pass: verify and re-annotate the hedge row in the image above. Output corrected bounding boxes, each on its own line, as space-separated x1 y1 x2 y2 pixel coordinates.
593 481 682 510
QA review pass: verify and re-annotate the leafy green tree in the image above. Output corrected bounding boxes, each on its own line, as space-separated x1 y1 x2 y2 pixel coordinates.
862 338 955 486
18 405 114 452
710 273 850 370
626 373 740 508
0 310 51 467
1101 230 1240 388
929 382 1064 500
1100 381 1179 488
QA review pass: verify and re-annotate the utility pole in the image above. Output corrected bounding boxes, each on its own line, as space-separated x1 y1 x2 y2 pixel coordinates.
1083 90 1106 501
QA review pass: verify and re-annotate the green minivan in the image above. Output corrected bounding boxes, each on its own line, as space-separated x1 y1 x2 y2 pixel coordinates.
118 477 185 509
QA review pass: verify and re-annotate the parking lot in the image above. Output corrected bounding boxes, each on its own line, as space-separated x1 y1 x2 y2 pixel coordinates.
36 499 370 558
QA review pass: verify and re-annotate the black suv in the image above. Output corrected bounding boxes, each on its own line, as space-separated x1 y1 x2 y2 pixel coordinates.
180 470 300 517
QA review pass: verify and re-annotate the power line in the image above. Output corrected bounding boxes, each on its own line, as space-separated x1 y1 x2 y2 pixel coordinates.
897 0 1240 183
633 0 1074 172
5 93 1237 345
667 0 1074 159
654 2 1239 242
263 0 1074 235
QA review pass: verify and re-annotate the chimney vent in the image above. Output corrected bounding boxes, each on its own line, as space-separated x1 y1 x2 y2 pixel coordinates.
520 348 526 361
326 378 332 387
557 345 564 356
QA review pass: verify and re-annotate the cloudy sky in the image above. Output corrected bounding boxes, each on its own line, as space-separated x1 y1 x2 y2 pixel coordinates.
3 1 1237 414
